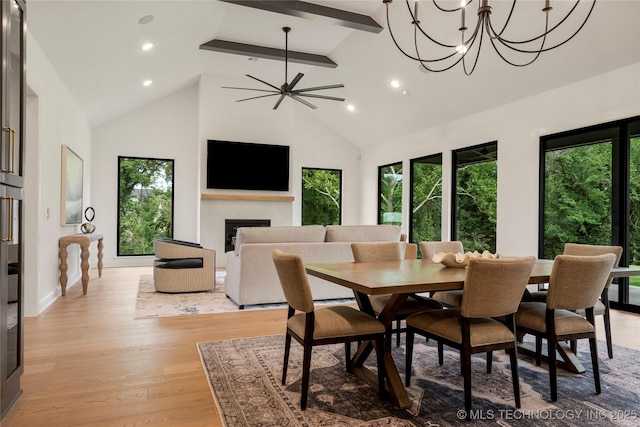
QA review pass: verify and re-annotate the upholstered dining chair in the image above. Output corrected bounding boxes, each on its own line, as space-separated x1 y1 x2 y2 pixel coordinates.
529 243 622 359
419 241 465 308
405 256 536 417
272 249 386 410
515 253 617 402
350 242 443 347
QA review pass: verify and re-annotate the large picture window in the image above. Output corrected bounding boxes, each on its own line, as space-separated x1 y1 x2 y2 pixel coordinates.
410 154 442 244
540 117 640 312
452 142 497 252
378 161 403 225
301 167 342 225
117 156 174 256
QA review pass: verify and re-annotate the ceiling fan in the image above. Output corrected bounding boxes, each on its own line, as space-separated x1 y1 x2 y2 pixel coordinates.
222 27 345 110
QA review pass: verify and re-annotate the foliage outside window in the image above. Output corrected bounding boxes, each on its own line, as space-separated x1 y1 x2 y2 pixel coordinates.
410 154 442 244
543 141 612 259
301 168 342 225
379 162 403 225
118 157 174 256
453 143 497 253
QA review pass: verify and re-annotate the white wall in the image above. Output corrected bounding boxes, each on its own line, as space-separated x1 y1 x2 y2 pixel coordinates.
25 32 93 316
198 74 361 266
92 84 200 267
360 63 640 257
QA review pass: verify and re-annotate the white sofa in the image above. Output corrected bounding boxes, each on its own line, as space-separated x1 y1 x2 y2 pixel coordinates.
224 224 404 308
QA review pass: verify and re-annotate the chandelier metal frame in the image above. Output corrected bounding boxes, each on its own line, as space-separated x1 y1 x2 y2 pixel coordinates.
383 0 597 75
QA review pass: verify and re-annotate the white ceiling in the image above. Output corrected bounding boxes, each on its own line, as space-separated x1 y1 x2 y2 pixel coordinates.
28 0 640 149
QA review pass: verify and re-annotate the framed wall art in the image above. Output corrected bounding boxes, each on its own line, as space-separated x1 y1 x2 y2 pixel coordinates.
61 145 83 225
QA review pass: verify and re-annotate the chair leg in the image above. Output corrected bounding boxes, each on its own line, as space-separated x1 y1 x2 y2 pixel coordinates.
548 335 558 402
374 336 386 398
396 319 402 347
589 336 601 394
282 333 292 385
438 341 444 366
508 347 521 408
345 341 352 373
486 351 493 374
603 299 614 359
300 344 313 410
405 328 415 387
462 349 472 416
535 336 542 366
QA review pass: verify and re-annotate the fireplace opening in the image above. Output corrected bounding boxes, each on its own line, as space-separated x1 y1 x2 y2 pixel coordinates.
224 219 271 252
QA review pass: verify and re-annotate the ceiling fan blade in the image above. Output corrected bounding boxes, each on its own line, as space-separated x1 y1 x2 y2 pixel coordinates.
287 73 304 91
294 93 345 102
236 93 280 102
288 94 317 109
295 83 345 93
222 86 280 94
245 74 281 91
273 94 286 110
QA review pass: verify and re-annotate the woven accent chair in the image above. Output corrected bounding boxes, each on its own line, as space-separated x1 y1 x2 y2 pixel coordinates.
350 242 443 347
153 238 216 293
405 256 536 418
529 243 622 359
272 249 386 410
419 241 465 308
515 253 617 402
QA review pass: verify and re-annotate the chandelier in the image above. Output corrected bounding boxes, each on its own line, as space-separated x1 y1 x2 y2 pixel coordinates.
383 0 596 75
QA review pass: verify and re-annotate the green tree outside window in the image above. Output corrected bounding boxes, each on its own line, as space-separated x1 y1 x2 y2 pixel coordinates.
379 162 403 225
411 154 442 244
118 157 174 256
301 168 341 225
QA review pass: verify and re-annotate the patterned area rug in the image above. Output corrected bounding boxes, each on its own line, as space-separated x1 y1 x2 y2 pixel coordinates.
135 273 355 319
198 335 640 426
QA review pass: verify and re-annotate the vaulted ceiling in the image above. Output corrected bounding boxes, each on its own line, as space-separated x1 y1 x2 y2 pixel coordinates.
28 1 640 149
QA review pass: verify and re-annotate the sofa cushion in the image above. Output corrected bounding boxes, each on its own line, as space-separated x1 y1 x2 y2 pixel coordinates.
234 225 326 255
324 225 401 242
155 258 204 269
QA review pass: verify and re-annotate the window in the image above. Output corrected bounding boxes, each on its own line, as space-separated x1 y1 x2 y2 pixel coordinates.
410 154 442 244
540 117 640 312
378 162 403 225
117 156 174 256
452 142 497 252
301 167 342 225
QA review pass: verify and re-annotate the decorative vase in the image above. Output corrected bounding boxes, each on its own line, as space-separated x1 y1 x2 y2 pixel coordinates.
81 207 96 234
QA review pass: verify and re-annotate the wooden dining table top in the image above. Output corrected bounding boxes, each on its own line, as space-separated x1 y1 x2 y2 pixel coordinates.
306 258 640 295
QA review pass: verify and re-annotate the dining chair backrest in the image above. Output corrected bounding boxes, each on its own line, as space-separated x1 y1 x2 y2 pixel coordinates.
405 243 418 260
547 253 617 311
351 241 404 263
419 241 463 263
563 243 622 289
460 256 536 319
272 249 315 314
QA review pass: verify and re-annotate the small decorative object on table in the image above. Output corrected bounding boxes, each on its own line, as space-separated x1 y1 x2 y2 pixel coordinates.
432 250 501 268
81 206 96 234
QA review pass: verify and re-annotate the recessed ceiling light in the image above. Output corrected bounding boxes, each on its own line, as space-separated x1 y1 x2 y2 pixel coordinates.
143 80 153 87
347 104 356 112
142 42 154 51
138 15 154 25
390 80 401 89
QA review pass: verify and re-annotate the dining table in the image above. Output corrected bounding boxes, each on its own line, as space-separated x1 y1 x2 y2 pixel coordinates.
305 258 640 409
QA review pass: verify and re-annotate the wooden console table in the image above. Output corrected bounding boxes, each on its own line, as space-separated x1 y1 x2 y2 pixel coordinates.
58 232 104 296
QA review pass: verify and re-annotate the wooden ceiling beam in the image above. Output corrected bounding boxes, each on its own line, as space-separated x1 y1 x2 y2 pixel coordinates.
219 0 383 34
199 39 337 68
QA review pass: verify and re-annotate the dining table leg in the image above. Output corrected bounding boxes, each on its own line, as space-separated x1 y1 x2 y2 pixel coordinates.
351 292 412 409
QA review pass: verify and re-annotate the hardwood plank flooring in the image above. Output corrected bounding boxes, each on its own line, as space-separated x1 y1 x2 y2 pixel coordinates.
2 266 640 426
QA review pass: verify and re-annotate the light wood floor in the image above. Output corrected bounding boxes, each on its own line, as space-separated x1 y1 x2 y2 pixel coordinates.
3 266 640 426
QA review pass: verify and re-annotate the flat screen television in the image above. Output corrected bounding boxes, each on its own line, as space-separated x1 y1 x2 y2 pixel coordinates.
206 140 290 191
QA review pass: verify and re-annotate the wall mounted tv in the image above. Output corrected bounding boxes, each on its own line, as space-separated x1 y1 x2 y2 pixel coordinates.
206 140 290 191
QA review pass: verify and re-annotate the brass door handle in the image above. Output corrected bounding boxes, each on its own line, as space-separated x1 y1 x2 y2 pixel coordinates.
1 196 13 242
2 126 15 174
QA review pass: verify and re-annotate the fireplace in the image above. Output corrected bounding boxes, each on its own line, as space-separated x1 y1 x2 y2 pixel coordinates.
224 219 271 252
